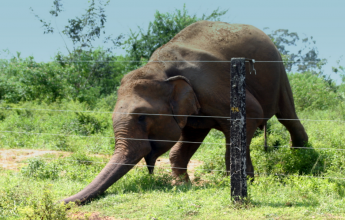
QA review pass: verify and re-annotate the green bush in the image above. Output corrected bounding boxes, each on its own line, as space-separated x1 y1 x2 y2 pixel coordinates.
94 92 118 111
20 187 71 220
21 158 60 180
0 50 129 106
0 56 72 103
75 112 108 135
0 185 22 218
19 153 106 183
288 72 340 111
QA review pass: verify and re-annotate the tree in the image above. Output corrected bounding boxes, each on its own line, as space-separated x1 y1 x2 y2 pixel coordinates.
31 0 122 52
266 28 327 75
332 59 345 78
29 0 127 105
332 59 345 98
124 5 227 64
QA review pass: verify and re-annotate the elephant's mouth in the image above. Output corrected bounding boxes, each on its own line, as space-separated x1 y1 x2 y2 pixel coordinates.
145 137 176 174
144 140 160 174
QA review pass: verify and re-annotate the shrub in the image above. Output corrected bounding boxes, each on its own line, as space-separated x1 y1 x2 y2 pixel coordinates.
288 72 340 111
0 50 129 106
62 112 110 136
20 187 72 220
0 56 72 103
21 158 60 180
0 187 22 218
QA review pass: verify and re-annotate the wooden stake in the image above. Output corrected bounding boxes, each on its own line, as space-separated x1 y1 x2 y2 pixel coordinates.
230 57 247 201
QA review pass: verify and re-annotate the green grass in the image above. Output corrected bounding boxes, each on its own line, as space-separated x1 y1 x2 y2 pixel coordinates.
1 165 344 219
0 101 115 154
1 101 345 219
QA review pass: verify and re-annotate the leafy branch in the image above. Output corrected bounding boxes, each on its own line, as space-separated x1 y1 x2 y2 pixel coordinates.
266 28 327 74
30 0 122 52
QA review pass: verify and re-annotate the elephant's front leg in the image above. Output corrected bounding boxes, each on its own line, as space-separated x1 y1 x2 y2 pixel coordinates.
169 127 210 182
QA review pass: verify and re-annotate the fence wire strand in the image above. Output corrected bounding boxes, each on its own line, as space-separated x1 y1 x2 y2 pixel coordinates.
1 130 345 151
3 155 344 180
28 60 324 63
1 107 344 122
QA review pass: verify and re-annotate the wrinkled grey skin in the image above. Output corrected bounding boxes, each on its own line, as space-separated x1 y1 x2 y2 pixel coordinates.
63 21 308 204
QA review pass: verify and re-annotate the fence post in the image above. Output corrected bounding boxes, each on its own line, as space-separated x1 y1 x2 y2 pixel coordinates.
230 57 247 202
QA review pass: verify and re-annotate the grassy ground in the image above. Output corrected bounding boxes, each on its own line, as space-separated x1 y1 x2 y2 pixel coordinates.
0 101 345 219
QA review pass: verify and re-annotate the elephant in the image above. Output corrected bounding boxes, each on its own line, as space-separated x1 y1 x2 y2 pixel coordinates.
63 20 308 203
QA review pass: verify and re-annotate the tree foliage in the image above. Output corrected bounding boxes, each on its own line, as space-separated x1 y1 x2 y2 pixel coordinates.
124 5 227 63
332 60 345 99
27 0 128 106
266 28 327 74
31 0 122 52
288 72 340 111
0 52 128 106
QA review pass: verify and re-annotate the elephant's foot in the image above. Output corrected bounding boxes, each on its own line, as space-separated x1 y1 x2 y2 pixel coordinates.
171 168 190 183
172 177 191 186
169 127 210 184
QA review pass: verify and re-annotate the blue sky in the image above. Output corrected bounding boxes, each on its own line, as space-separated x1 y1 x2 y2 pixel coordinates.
1 0 344 82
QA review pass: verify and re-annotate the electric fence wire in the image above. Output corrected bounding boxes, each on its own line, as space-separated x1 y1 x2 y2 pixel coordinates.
3 155 344 180
1 130 345 151
27 60 325 63
1 107 344 122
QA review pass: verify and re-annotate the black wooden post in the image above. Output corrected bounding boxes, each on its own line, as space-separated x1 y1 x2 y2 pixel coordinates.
230 57 247 201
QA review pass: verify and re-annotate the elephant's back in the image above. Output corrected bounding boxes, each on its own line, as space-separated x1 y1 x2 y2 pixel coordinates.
150 21 286 118
165 21 276 61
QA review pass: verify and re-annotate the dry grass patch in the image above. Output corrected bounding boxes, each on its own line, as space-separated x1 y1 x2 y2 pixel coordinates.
0 149 203 178
69 212 118 220
0 149 70 170
137 157 203 181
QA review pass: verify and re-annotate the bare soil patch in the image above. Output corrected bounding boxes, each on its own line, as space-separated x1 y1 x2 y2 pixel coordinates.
138 157 203 180
0 149 203 179
69 212 117 220
0 149 69 170
155 158 203 175
0 149 203 172
138 157 203 172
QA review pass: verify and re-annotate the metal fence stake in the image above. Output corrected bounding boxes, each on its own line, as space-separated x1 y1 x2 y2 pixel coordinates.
230 57 247 202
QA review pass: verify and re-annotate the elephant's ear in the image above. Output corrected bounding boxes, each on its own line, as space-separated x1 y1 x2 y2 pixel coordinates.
166 76 200 128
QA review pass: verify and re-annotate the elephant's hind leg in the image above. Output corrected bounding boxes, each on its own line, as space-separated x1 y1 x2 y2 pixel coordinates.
169 127 210 182
276 112 308 148
276 88 308 148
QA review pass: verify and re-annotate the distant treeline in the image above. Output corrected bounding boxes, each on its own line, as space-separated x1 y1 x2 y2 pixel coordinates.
1 51 344 112
0 50 132 106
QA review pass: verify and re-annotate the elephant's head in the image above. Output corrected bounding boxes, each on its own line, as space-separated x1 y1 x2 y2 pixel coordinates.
63 69 200 204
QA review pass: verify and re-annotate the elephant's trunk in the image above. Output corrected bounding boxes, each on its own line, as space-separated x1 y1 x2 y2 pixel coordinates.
63 140 151 204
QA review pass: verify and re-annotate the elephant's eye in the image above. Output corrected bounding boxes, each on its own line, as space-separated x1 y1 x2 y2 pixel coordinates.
138 115 146 122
